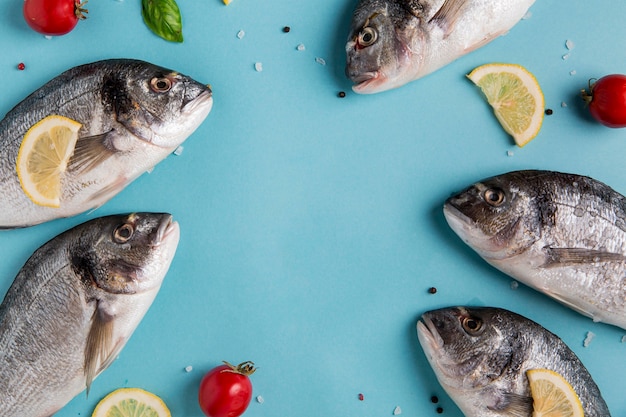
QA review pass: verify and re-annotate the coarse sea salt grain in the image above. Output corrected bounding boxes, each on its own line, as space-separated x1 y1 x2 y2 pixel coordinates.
44 35 52 40
256 395 264 404
562 53 570 60
506 151 514 157
393 406 402 415
565 39 575 50
296 43 306 51
621 335 626 343
315 57 326 65
570 70 577 76
583 331 595 347
254 62 263 72
237 30 245 39
173 146 184 156
522 11 532 20
510 280 519 289
184 365 193 373
561 101 568 108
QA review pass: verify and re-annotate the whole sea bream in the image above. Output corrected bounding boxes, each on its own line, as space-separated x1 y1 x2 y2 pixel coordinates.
443 170 626 330
0 213 179 416
417 306 611 417
345 0 535 94
0 59 213 228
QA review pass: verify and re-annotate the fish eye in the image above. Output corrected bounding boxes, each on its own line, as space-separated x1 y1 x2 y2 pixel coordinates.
358 27 378 47
150 77 172 93
113 223 134 243
461 316 483 334
483 188 505 207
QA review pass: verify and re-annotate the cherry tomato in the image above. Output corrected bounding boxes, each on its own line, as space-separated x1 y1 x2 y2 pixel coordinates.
581 74 626 128
23 0 88 36
198 361 256 417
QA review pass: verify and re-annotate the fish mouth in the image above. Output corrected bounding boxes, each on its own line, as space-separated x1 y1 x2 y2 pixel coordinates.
154 214 180 247
443 203 491 251
351 71 387 94
183 88 213 116
443 202 516 261
417 315 444 355
443 202 474 237
417 316 461 385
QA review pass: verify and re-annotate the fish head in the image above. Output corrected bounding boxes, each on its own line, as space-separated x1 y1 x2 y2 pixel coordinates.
73 212 180 295
417 307 532 416
105 60 213 149
443 173 541 261
345 0 422 94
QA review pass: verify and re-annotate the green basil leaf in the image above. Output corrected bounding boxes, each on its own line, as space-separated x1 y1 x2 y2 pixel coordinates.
141 0 183 43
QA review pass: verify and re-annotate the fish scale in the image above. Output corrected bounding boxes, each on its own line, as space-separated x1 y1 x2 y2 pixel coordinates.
0 213 179 416
345 0 535 94
443 170 626 330
0 59 212 228
417 306 612 417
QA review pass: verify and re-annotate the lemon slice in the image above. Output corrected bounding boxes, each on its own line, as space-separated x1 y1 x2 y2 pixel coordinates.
527 369 584 417
468 63 544 147
92 388 171 417
16 115 82 208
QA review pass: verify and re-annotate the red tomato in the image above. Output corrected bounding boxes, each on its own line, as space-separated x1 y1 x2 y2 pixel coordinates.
582 74 626 128
198 361 256 417
23 0 87 36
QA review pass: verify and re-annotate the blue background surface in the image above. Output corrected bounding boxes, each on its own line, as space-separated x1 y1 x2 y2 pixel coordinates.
1 0 625 416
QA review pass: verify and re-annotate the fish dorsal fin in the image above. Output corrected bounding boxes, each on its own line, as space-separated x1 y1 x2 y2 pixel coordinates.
84 303 115 395
428 0 467 37
68 132 116 174
543 247 626 267
488 392 534 417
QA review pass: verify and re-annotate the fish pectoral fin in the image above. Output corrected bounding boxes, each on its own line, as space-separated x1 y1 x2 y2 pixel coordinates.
428 0 467 37
69 131 116 174
488 392 533 417
463 30 508 54
87 176 129 206
542 247 626 267
84 303 116 395
542 288 598 320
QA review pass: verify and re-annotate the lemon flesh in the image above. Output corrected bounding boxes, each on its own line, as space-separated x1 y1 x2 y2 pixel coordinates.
527 369 585 417
468 63 544 147
92 388 171 417
16 115 82 208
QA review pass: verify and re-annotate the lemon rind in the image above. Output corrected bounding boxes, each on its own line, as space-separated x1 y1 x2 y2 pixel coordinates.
526 368 585 417
468 63 545 148
16 115 82 208
92 387 171 417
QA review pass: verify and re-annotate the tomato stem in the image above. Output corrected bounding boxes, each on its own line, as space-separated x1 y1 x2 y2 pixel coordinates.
221 360 257 376
75 0 88 20
580 78 596 106
581 88 592 106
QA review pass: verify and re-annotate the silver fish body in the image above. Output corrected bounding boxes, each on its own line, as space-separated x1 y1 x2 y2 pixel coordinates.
443 170 626 330
417 306 611 417
0 59 213 228
0 213 179 416
345 0 535 94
